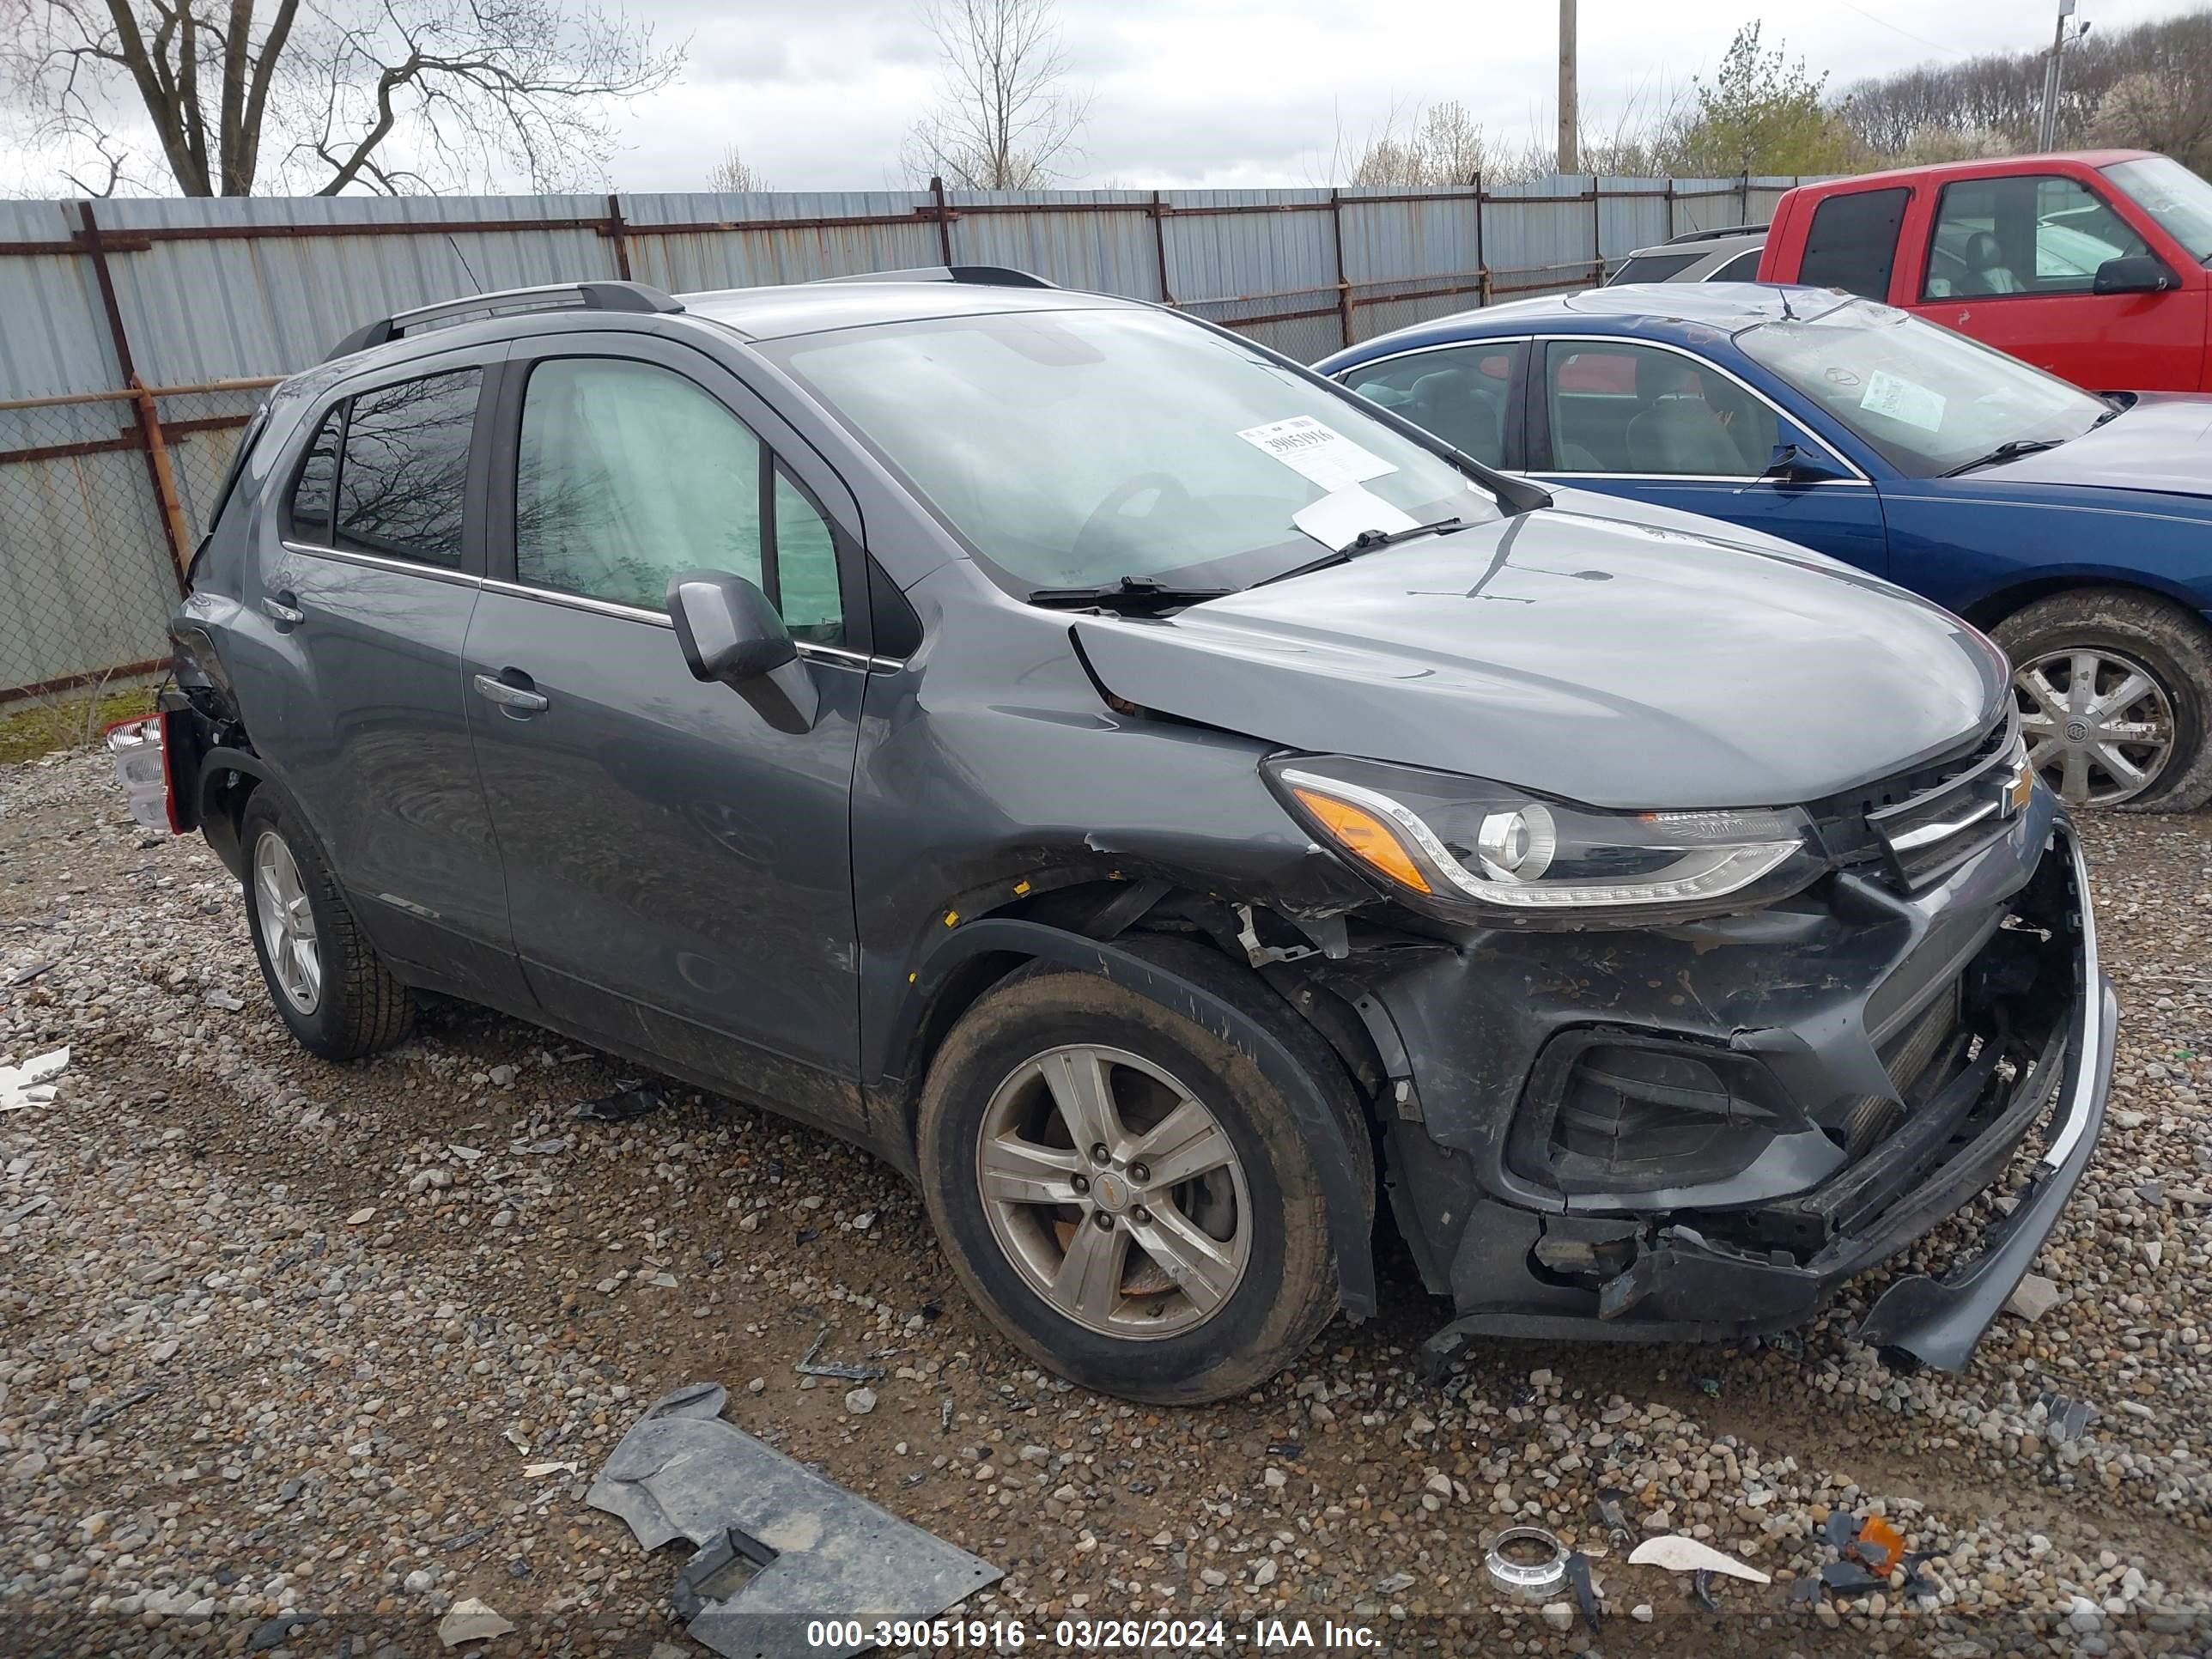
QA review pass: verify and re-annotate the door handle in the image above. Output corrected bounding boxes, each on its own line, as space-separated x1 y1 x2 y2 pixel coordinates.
261 592 304 626
473 672 549 714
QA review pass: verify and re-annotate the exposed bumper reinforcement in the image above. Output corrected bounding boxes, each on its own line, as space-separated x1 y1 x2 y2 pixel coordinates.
1854 833 2114 1370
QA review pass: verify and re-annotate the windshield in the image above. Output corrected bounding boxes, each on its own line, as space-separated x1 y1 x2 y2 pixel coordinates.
764 307 1497 592
1736 300 2109 476
2104 155 2212 262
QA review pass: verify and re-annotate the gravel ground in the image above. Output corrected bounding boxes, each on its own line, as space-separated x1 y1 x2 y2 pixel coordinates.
5 746 2212 1657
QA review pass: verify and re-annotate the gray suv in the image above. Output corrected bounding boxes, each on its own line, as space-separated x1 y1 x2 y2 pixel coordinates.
155 270 2112 1403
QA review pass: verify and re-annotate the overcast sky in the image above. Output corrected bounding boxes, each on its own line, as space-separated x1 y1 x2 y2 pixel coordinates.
609 0 2197 192
0 0 2196 197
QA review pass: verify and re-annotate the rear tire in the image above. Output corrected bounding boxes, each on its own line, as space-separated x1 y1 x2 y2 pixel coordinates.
916 963 1346 1403
239 791 413 1060
1995 588 2212 811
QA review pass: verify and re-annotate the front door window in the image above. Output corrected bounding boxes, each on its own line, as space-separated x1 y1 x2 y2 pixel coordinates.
1923 174 2153 299
514 357 845 643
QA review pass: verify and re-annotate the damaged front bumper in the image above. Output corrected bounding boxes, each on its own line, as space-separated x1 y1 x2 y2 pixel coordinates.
1361 795 2112 1374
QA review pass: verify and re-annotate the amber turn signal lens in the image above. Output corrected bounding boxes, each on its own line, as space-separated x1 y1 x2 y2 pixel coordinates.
1291 787 1432 893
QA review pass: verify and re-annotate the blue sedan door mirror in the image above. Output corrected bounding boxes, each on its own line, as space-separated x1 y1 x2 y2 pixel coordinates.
1759 442 1847 486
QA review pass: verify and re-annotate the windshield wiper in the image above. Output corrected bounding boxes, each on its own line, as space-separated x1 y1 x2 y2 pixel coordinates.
1351 516 1463 552
1942 438 2068 477
1253 516 1464 590
1025 575 1233 612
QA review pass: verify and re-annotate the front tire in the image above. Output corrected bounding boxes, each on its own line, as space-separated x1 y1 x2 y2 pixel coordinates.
916 964 1346 1403
1996 588 2212 811
239 791 413 1060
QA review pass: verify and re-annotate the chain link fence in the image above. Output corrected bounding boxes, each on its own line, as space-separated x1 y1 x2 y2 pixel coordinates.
0 381 273 702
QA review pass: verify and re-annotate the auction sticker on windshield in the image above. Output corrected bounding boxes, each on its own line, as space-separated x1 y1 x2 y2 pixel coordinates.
1858 369 1946 434
1238 416 1396 491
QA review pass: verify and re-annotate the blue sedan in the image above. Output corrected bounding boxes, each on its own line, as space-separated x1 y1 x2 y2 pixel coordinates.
1316 283 2212 810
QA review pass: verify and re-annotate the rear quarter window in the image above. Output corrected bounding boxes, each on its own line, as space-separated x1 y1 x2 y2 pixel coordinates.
1608 251 1702 284
286 406 342 544
1799 187 1911 301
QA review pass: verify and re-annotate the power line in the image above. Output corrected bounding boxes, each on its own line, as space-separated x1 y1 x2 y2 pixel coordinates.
1829 0 1965 59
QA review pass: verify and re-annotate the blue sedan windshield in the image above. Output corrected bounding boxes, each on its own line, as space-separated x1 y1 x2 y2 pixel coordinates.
1736 301 2110 476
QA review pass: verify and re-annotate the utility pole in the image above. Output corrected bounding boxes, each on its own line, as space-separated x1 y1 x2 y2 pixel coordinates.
2037 0 2079 150
1558 0 1578 173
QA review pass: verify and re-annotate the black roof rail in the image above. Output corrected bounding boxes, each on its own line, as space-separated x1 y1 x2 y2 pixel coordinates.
323 280 685 362
812 264 1058 289
1663 223 1771 246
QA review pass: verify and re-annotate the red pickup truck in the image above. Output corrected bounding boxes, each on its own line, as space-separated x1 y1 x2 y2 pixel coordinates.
1758 150 2212 392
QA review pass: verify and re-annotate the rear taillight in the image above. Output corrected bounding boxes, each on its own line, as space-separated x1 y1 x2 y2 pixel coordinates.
103 714 173 834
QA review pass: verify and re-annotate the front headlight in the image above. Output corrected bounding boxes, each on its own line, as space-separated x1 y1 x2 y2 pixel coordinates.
1264 754 1824 924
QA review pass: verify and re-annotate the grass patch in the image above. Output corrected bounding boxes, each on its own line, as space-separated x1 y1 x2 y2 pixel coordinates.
0 684 158 767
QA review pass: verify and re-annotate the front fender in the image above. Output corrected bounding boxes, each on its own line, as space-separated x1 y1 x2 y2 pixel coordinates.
908 918 1378 1316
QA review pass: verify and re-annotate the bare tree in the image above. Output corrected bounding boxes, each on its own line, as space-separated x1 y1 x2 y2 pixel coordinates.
2094 70 2212 173
706 143 767 193
903 0 1087 190
1 0 683 196
1337 100 1505 187
1836 7 2212 170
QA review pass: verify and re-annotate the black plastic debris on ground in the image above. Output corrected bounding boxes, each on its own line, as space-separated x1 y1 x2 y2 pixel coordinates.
574 1083 667 1123
1564 1550 1601 1632
1820 1559 1885 1595
589 1382 1000 1659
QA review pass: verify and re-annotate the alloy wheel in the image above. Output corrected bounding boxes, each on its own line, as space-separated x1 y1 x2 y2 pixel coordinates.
2014 647 2176 807
252 830 323 1014
975 1043 1250 1339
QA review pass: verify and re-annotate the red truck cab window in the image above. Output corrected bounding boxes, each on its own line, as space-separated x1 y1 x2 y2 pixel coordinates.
1798 187 1911 301
1922 173 2150 300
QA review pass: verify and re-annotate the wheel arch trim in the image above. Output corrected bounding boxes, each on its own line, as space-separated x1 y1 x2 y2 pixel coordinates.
905 916 1378 1316
194 747 283 878
1960 571 2212 634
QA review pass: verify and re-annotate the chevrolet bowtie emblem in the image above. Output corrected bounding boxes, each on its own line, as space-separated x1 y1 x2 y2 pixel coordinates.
2004 760 2034 814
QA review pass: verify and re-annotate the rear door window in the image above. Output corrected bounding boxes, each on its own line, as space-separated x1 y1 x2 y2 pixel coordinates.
1798 187 1909 300
1708 248 1764 282
1340 344 1517 466
333 369 480 568
1540 341 1779 476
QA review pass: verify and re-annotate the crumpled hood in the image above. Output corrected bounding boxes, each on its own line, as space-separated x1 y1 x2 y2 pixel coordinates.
1073 507 2008 811
1989 394 2212 498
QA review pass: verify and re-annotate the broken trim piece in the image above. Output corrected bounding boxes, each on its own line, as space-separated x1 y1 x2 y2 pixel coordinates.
588 1383 1001 1659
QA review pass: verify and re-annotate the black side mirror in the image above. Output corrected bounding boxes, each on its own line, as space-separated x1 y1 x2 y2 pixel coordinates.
1759 442 1846 486
666 569 818 732
2093 253 2175 296
670 570 794 683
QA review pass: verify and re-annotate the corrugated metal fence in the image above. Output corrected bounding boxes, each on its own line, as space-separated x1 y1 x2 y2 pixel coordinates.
0 173 1809 698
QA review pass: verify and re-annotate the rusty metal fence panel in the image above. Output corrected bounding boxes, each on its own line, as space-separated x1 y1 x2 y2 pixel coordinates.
0 176 1815 698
